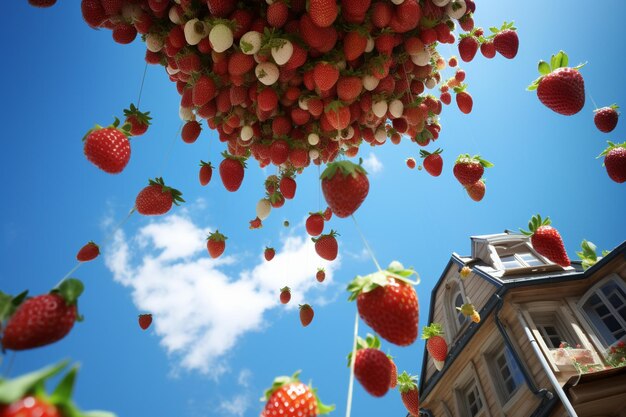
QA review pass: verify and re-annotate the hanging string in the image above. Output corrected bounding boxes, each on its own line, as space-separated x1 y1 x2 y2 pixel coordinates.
588 92 599 110
317 164 322 211
159 122 183 176
1 352 16 377
136 61 149 108
351 215 383 272
345 311 359 417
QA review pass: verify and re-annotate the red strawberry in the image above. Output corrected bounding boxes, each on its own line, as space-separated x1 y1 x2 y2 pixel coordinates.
206 230 227 258
76 241 99 262
323 207 332 221
219 152 246 192
265 247 275 261
453 154 493 186
324 102 351 130
343 31 368 61
206 0 236 17
250 217 263 229
279 175 297 199
598 142 626 183
29 0 57 7
81 0 106 27
528 51 585 116
313 62 339 91
83 119 131 174
2 396 60 417
521 215 570 267
406 158 416 169
112 23 137 44
480 40 496 58
138 313 152 330
389 358 398 389
182 120 202 143
316 268 326 283
299 304 315 327
337 76 363 102
458 35 478 62
269 191 285 208
321 161 369 218
351 334 392 397
123 104 151 136
454 86 473 114
135 177 184 215
594 104 619 133
347 263 419 346
260 372 333 417
313 231 339 261
270 140 290 165
1 279 83 350
257 88 279 112
491 22 518 59
420 149 443 177
308 0 338 28
267 1 289 27
199 161 213 186
397 372 420 416
306 212 325 236
422 323 448 370
465 179 485 202
193 76 217 107
280 287 291 304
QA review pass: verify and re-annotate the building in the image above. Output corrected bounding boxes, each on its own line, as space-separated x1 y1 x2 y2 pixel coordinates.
416 232 626 417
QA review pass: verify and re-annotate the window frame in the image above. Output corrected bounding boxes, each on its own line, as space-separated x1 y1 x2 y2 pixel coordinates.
444 275 469 342
488 241 564 275
453 361 490 417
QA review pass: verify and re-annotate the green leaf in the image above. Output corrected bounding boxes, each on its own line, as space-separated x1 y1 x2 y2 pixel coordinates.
538 60 550 75
49 366 78 405
55 279 84 305
0 361 69 403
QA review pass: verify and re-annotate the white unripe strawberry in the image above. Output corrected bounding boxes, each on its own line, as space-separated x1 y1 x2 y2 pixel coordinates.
240 125 253 141
411 49 431 66
375 128 387 143
255 62 279 85
271 39 294 66
309 149 320 160
256 199 271 220
372 100 388 118
308 133 320 145
446 0 466 20
299 97 309 110
209 23 233 53
240 31 262 55
433 0 450 6
166 65 180 75
389 99 404 118
179 106 194 121
146 34 163 52
365 36 375 53
184 19 208 45
362 75 380 91
169 6 183 24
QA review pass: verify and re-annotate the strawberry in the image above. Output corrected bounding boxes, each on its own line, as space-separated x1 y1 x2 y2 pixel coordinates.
422 323 448 371
313 231 339 261
343 31 368 61
182 120 202 143
458 35 478 62
321 160 369 218
316 268 326 283
324 102 351 130
528 51 585 116
138 313 152 330
279 287 291 304
199 161 213 186
81 0 106 28
406 157 416 169
206 0 236 17
490 21 518 59
598 141 626 183
193 76 217 107
453 154 493 186
299 304 315 327
260 372 333 417
83 118 131 174
28 0 57 7
347 262 419 346
123 104 151 136
337 76 363 102
419 149 443 177
308 0 338 28
1 279 83 351
454 85 473 114
219 152 246 192
207 230 227 259
270 140 290 165
135 177 184 215
389 358 398 389
76 241 99 262
250 217 263 229
480 40 496 58
112 23 137 44
521 214 570 267
2 396 60 417
465 179 485 202
397 372 420 416
594 104 619 133
306 212 325 236
267 1 289 27
313 62 339 91
349 334 392 397
323 207 332 221
265 247 276 261
279 175 297 199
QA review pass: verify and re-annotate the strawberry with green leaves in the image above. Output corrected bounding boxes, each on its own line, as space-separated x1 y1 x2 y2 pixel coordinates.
306 212 325 237
207 231 227 259
76 241 99 262
321 160 369 218
260 371 334 417
453 154 493 186
454 84 473 114
219 152 247 192
279 174 297 199
419 149 443 177
308 0 338 28
598 142 626 183
489 21 519 59
313 231 339 261
422 323 448 371
397 372 420 416
347 262 420 346
458 33 479 62
316 268 326 283
348 334 392 397
594 104 619 133
528 51 586 116
521 214 570 267
123 103 151 136
1 279 83 351
135 177 184 215
138 313 152 330
199 161 213 186
83 118 131 174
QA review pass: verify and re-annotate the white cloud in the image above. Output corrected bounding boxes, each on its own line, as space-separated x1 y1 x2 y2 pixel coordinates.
104 214 340 376
237 369 252 387
219 394 249 417
362 153 383 174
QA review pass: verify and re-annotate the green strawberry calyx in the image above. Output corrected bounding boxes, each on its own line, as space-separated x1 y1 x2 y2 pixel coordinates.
520 214 551 236
311 230 339 243
221 151 248 168
148 177 185 206
82 117 132 142
199 160 213 169
320 160 368 181
265 246 275 253
123 103 152 126
456 303 476 316
347 261 419 301
455 154 494 168
52 278 84 306
487 20 516 38
261 371 335 415
527 50 586 91
397 371 419 394
207 230 227 242
421 323 444 340
280 286 290 293
597 141 626 163
0 290 28 323
576 239 604 270
594 104 620 114
346 334 381 367
419 148 443 159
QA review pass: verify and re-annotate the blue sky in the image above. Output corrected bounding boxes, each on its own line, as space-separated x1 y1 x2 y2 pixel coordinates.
1 1 625 416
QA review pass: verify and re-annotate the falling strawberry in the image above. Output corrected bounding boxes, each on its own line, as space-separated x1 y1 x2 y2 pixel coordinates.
135 177 184 215
260 372 334 417
264 247 275 261
594 104 619 133
347 262 419 346
453 154 493 186
199 161 213 186
219 152 246 192
280 287 291 304
406 157 416 169
182 120 202 143
83 118 131 174
321 160 369 218
1 279 83 350
76 241 100 262
458 34 479 62
397 372 420 416
313 231 339 261
528 50 585 116
323 207 332 221
207 231 227 258
279 174 297 199
28 0 57 6
465 179 486 202
490 21 519 59
422 323 448 371
419 149 443 177
349 334 392 397
138 313 153 330
249 217 263 229
521 214 570 267
316 268 326 283
454 85 473 114
299 304 314 327
389 357 398 389
123 103 152 136
306 212 325 236
598 141 626 183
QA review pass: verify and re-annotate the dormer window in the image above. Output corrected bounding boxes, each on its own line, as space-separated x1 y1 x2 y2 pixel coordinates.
499 251 545 269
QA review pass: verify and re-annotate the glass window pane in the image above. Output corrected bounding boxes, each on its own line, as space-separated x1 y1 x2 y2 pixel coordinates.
501 255 523 269
604 315 622 333
608 293 624 309
589 294 602 305
601 282 618 296
519 252 544 266
596 305 611 317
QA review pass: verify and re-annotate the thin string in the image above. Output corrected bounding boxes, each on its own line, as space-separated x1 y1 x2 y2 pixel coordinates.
317 164 321 211
1 352 16 377
159 122 183 176
588 93 599 111
351 215 383 272
345 311 359 417
136 61 149 108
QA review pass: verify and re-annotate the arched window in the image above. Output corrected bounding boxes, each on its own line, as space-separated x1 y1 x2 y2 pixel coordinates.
578 274 626 347
445 277 468 339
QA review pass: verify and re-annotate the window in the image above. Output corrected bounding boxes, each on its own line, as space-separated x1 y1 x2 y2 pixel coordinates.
580 277 626 346
462 382 484 417
532 311 579 349
454 363 487 417
493 346 524 403
499 251 545 269
454 289 467 327
445 278 468 339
